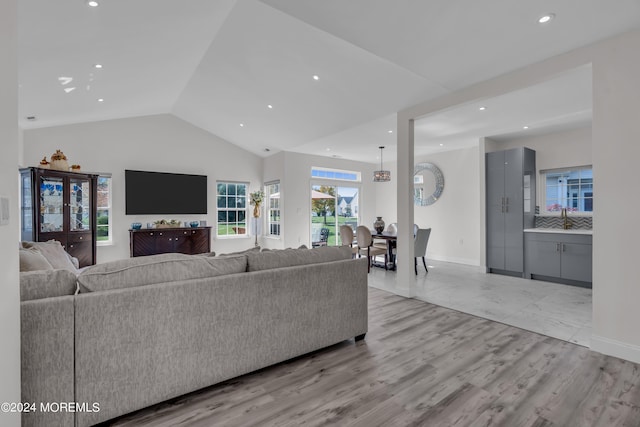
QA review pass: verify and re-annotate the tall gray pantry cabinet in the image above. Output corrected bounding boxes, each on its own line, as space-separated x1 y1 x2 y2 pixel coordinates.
486 147 535 277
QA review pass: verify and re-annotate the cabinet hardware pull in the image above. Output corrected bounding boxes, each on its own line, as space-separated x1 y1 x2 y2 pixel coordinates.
556 243 560 252
561 243 565 252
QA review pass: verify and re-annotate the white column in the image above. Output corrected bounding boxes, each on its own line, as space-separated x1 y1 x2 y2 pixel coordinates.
0 0 21 424
395 114 415 297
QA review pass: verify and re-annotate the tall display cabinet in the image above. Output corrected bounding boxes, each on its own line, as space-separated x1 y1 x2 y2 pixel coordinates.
20 167 99 267
486 147 536 277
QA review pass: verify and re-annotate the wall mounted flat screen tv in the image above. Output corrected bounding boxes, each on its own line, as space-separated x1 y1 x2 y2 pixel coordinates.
125 170 207 215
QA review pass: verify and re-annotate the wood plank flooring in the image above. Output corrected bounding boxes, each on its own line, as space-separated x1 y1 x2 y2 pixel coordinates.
106 288 640 427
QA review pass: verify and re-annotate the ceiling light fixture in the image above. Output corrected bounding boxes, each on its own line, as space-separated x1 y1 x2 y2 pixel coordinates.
439 143 444 147
97 98 104 102
373 146 391 182
58 76 73 85
388 130 393 134
64 87 76 93
267 104 273 109
523 126 529 129
479 106 486 111
87 0 99 7
313 75 319 80
538 13 555 24
94 64 103 69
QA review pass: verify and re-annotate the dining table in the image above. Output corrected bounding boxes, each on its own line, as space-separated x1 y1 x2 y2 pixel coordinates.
370 230 397 271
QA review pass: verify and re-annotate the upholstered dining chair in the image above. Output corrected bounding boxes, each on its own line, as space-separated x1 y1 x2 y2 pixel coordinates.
391 227 431 274
356 225 387 273
339 225 359 258
414 227 431 274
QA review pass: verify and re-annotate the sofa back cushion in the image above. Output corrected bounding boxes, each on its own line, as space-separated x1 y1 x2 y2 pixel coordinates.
20 269 78 301
19 247 54 272
246 245 352 272
77 253 247 293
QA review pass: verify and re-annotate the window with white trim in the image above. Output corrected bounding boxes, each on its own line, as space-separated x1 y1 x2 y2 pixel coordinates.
542 166 593 213
265 181 280 237
96 175 112 245
311 167 361 182
216 182 247 236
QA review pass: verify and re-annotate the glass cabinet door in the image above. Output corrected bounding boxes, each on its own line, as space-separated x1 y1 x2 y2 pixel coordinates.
69 177 91 231
21 172 33 239
40 176 65 233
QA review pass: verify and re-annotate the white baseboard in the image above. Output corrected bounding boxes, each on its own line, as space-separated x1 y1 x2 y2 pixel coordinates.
427 254 480 267
591 335 640 364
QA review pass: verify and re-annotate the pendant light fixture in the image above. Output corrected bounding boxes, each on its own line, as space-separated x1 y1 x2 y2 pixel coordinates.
373 146 391 182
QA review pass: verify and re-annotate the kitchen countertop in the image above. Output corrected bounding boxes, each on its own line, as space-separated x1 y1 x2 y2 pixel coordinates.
524 228 593 235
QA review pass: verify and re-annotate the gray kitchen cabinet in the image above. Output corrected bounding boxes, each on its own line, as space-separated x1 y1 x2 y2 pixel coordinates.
486 147 536 276
524 232 592 286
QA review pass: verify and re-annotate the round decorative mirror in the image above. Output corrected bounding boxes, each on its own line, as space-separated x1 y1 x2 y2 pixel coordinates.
414 162 444 206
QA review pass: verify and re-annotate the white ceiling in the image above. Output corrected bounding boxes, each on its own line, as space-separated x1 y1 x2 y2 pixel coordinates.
18 0 640 163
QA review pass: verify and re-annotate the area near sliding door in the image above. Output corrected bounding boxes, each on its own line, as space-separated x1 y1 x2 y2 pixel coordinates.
310 184 359 247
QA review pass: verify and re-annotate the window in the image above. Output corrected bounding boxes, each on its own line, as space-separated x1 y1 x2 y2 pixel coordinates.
217 182 247 236
311 167 361 182
96 175 112 245
542 166 593 213
265 181 280 237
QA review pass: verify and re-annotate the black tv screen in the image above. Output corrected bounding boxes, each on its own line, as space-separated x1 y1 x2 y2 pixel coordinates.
125 170 208 215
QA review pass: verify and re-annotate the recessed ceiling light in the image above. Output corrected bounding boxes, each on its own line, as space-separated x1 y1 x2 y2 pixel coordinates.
87 0 99 7
94 64 103 69
64 87 76 93
388 130 393 134
479 106 486 111
58 76 73 85
97 98 104 102
326 148 331 151
538 13 555 24
523 126 529 129
313 75 319 80
239 123 244 127
267 104 273 109
439 143 444 147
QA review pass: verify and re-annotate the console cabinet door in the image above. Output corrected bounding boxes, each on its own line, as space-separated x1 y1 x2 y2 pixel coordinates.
525 237 561 277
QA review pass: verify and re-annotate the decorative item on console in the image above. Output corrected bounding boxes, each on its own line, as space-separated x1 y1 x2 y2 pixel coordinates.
373 217 385 234
154 219 181 228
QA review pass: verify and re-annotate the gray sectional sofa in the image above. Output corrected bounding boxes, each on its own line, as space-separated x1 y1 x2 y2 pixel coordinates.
20 246 369 427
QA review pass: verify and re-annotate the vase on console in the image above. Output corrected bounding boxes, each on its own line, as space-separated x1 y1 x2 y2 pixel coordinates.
373 217 385 234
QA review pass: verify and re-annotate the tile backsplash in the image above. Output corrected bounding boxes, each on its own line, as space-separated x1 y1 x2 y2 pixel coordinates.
534 215 592 230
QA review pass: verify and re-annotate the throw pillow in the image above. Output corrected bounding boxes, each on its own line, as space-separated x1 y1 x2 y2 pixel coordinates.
21 240 78 272
19 247 54 272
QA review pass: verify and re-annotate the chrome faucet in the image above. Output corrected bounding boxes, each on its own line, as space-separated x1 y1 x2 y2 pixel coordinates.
561 208 571 229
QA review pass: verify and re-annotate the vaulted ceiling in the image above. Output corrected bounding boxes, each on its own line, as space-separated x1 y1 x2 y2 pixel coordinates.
18 0 640 163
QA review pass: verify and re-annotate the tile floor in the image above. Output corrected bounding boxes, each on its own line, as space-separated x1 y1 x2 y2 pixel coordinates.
367 259 592 347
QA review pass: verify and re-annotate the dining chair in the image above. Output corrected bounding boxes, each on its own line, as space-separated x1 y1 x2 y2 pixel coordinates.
391 227 431 274
339 225 358 258
312 227 330 247
356 225 387 273
374 222 397 251
414 227 431 274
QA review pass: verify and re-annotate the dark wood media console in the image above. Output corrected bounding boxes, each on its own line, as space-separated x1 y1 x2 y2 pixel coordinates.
129 227 211 257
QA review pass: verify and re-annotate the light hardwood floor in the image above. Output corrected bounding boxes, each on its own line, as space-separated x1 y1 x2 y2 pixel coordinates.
107 288 639 427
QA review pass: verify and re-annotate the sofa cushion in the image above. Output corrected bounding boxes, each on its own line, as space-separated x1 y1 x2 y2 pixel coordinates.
246 245 352 272
217 246 260 257
21 240 78 272
77 253 247 293
20 269 78 301
19 247 54 272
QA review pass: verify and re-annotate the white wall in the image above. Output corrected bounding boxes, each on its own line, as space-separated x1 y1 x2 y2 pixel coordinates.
278 152 377 249
0 0 21 424
590 31 640 362
375 146 482 265
23 115 264 262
